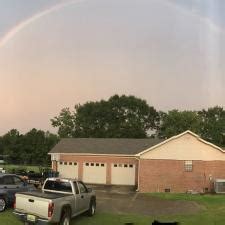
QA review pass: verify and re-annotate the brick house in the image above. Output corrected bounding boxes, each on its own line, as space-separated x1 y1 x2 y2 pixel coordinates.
49 130 225 193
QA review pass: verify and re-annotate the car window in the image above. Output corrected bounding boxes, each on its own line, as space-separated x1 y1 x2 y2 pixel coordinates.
44 180 72 193
0 178 3 185
3 176 14 185
78 182 88 193
13 176 24 185
73 182 79 194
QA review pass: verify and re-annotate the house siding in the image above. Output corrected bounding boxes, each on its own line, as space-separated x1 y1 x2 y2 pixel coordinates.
139 159 225 193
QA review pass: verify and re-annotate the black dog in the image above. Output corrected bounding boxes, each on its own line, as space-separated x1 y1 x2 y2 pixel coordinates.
152 220 179 225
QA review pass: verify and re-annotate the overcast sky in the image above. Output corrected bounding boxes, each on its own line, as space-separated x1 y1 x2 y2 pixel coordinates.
0 0 225 135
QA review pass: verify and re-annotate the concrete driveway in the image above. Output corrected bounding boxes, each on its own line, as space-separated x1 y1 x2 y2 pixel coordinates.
91 185 203 216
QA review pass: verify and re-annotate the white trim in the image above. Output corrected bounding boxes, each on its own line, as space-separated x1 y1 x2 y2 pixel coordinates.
136 130 225 156
49 152 136 158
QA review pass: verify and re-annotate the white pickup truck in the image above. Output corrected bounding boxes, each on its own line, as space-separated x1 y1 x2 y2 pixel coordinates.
14 178 96 225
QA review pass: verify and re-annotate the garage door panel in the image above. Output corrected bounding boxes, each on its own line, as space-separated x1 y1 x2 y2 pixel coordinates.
111 163 135 185
83 162 106 184
58 162 78 179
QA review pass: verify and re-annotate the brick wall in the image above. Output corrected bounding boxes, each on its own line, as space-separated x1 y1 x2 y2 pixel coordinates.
58 155 138 186
139 159 225 193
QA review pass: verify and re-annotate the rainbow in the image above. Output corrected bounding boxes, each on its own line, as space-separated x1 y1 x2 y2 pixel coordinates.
0 0 84 49
0 0 223 50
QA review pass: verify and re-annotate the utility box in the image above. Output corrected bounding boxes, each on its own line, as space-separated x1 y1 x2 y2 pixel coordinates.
214 179 225 193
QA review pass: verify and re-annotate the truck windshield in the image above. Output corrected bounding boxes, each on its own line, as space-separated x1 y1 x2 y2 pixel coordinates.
44 180 72 193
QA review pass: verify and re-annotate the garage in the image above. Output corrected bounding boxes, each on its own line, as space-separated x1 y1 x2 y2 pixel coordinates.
111 163 135 185
83 162 106 184
58 161 78 179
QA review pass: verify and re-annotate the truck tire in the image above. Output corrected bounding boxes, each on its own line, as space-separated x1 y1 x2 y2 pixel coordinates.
60 208 71 225
87 199 96 217
0 197 6 212
24 222 32 225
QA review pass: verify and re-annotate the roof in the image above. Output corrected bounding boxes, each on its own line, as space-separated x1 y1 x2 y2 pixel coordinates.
136 130 225 156
49 138 163 155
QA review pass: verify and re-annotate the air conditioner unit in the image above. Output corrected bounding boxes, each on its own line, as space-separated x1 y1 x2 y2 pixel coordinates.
214 179 225 193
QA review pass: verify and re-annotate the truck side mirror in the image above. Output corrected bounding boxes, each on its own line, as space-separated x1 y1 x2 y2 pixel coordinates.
87 188 92 193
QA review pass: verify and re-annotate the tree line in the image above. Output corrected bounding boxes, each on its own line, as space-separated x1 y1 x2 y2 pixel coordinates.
51 95 225 147
0 94 224 165
0 129 58 165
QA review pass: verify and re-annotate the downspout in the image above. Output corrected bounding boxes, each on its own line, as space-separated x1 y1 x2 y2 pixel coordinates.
135 155 141 192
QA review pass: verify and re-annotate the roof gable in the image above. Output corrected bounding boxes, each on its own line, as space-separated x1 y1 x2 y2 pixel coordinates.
137 130 225 160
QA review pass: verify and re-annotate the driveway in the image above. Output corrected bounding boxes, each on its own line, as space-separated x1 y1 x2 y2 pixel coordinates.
91 185 203 216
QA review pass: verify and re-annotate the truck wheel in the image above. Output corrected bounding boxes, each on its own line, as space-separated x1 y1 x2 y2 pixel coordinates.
0 197 6 212
60 209 71 225
87 199 96 216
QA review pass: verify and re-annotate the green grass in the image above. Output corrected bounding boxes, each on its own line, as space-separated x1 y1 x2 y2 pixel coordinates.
2 194 225 225
3 164 48 173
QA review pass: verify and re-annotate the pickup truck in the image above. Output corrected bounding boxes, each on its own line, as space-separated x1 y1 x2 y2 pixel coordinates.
14 178 96 225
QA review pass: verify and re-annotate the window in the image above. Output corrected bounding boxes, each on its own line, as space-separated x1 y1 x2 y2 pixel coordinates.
60 162 63 165
73 182 79 194
114 164 117 167
13 176 23 185
129 164 133 168
64 162 67 165
78 182 88 193
44 180 72 193
124 164 128 167
3 176 14 185
74 162 77 166
69 162 72 165
91 163 94 166
184 161 193 172
85 163 89 166
118 164 122 167
96 163 99 166
101 164 105 167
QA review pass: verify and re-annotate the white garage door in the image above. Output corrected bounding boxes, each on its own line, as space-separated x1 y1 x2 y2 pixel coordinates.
58 161 78 179
111 163 135 185
83 162 106 184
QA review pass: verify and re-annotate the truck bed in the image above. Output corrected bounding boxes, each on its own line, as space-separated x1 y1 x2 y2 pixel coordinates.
18 191 71 199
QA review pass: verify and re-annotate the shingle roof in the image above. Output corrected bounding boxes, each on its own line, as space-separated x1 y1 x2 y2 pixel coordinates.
49 138 164 155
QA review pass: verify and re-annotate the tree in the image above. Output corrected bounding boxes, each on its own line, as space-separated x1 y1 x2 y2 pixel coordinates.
2 129 23 164
51 95 159 138
198 106 225 146
51 108 75 138
158 110 201 138
1 129 58 165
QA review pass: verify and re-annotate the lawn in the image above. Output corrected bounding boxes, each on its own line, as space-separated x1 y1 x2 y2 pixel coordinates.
3 164 49 173
1 193 225 225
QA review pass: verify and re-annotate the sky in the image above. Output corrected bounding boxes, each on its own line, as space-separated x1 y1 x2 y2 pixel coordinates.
0 0 225 135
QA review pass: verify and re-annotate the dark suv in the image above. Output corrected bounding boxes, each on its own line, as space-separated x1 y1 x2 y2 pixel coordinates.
0 174 35 212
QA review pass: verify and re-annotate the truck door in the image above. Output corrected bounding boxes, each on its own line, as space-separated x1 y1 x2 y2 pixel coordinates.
77 181 90 212
2 175 17 204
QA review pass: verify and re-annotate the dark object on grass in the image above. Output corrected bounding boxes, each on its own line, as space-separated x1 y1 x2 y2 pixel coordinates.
124 223 134 225
152 220 179 225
